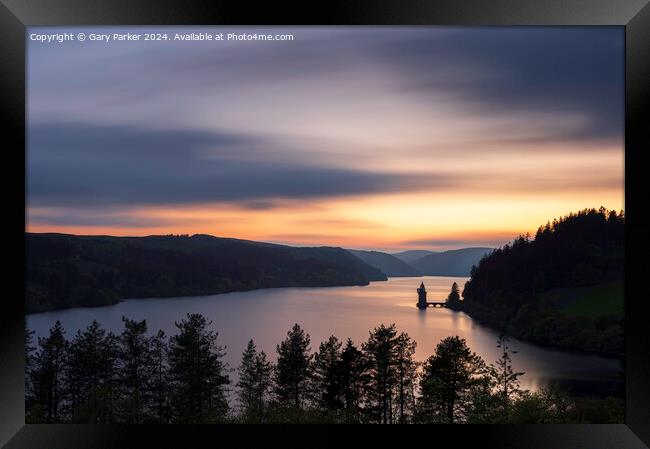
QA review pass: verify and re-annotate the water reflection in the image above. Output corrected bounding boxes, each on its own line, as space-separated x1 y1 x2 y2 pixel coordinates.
27 276 623 396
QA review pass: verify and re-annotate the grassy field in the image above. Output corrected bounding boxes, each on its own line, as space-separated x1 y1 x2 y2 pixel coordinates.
538 280 623 318
562 281 623 318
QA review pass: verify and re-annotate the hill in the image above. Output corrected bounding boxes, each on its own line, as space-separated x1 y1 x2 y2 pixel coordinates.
408 247 494 276
26 233 386 313
347 249 421 277
392 250 435 264
454 208 624 355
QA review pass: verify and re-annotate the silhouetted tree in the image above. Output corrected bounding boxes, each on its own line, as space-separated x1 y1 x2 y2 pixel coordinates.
491 334 524 418
66 321 119 423
168 313 230 423
273 324 313 415
238 340 258 419
363 324 399 424
24 317 622 425
464 370 499 424
103 332 120 423
447 282 462 308
25 329 36 404
419 336 486 423
339 339 368 423
509 384 576 423
118 317 151 423
313 335 344 416
237 339 273 423
149 330 171 423
394 332 417 423
29 321 68 423
253 348 273 421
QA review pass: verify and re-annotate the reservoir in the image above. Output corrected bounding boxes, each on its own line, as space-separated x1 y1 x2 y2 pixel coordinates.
26 276 623 396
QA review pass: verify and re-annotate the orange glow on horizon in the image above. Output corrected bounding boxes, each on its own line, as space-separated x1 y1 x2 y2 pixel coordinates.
27 184 624 251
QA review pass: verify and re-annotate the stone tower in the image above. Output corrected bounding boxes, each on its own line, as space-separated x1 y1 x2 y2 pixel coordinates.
417 281 427 309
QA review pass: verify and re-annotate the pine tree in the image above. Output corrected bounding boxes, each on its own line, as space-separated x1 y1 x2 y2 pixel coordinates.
238 339 258 419
362 324 398 424
66 329 84 422
66 321 119 423
419 336 486 423
492 334 524 419
252 349 273 421
103 331 120 423
168 313 230 423
68 322 102 423
149 330 171 423
339 339 368 423
447 282 461 307
118 317 151 423
313 335 343 416
274 324 313 414
394 332 417 423
237 339 272 423
25 329 36 404
30 321 68 423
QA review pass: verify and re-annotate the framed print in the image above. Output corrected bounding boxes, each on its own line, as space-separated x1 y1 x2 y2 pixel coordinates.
1 0 649 447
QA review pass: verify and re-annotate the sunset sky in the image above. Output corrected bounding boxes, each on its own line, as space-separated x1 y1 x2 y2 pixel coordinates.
27 27 624 252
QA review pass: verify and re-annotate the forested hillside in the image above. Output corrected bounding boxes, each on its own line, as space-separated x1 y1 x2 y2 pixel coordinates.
26 233 386 313
455 208 624 354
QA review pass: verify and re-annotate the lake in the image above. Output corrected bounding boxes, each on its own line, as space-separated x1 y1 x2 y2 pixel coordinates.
26 276 623 396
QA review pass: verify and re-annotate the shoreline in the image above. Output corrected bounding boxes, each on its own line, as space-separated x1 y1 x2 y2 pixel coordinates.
27 274 473 315
449 304 624 360
27 276 622 360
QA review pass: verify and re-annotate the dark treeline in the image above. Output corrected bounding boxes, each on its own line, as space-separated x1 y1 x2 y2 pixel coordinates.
456 207 624 354
26 315 623 424
26 233 386 313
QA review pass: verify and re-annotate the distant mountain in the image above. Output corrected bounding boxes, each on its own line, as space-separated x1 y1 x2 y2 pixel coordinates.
348 249 420 277
288 246 387 283
409 248 494 276
392 250 436 264
26 233 386 313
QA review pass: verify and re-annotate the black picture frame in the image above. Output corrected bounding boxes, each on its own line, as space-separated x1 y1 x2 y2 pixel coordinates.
1 1 649 447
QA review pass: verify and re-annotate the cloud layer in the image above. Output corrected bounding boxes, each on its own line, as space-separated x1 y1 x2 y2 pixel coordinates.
27 27 624 250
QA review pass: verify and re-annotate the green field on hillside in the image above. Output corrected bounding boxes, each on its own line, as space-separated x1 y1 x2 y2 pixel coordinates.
561 281 623 318
538 281 623 318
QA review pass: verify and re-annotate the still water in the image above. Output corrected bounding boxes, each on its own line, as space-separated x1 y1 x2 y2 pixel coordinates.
27 276 623 396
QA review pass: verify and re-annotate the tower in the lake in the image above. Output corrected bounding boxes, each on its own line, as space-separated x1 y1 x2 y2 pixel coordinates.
417 281 428 309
